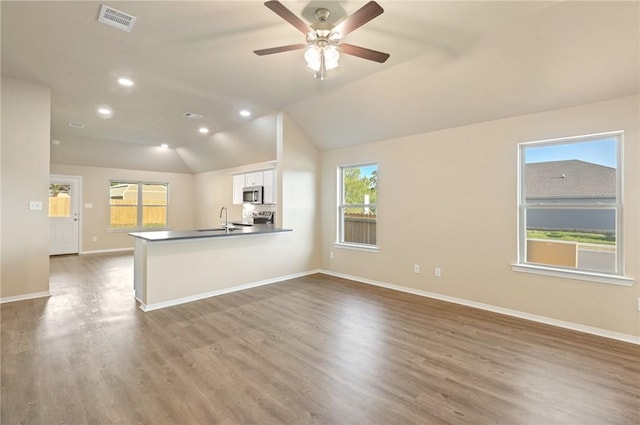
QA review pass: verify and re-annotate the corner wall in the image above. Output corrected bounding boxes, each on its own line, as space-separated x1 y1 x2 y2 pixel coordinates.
320 96 639 338
1 76 51 299
277 112 321 270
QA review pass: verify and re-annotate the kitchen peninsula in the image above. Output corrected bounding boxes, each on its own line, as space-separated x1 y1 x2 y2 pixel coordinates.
130 225 292 311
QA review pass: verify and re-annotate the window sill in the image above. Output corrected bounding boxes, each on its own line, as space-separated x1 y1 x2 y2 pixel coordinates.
334 243 379 253
511 263 634 287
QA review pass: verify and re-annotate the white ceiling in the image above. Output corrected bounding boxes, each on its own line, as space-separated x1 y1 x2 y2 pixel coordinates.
2 1 638 173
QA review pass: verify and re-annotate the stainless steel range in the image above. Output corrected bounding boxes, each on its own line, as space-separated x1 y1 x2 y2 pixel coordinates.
252 211 274 224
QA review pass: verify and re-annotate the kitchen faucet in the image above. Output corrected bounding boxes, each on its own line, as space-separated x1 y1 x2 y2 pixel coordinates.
219 206 228 229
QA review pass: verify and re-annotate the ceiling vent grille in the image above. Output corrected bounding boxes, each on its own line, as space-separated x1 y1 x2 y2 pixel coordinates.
67 122 85 128
98 4 137 32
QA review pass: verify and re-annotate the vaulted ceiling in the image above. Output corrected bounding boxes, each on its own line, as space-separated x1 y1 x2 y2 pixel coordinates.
2 1 638 174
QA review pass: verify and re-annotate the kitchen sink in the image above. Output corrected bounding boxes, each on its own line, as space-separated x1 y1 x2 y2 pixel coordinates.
196 227 238 232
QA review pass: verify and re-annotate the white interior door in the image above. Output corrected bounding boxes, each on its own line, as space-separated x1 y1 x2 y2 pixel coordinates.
49 175 80 255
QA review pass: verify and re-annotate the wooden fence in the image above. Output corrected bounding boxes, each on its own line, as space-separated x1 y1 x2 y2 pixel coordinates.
344 214 376 245
50 197 166 227
110 199 167 228
49 196 70 217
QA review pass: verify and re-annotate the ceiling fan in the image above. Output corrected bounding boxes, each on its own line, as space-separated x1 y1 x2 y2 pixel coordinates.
254 1 390 80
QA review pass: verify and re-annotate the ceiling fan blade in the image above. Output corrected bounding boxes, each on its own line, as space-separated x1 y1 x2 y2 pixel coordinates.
254 43 308 56
264 1 311 35
333 1 383 37
340 43 390 63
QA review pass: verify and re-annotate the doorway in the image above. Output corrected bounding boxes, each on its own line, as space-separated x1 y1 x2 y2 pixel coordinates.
49 175 82 255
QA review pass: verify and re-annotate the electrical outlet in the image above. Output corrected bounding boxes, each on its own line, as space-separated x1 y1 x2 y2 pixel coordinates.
92 236 98 242
435 267 442 277
637 297 640 312
414 264 420 273
329 251 334 259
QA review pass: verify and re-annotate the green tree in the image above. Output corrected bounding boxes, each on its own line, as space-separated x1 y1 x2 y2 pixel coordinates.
344 167 377 213
49 184 70 197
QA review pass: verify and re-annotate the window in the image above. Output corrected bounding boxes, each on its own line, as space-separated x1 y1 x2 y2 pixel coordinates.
110 181 168 230
338 164 377 248
517 132 622 278
49 183 71 217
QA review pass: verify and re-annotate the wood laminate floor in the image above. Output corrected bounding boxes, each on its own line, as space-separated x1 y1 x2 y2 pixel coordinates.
1 252 639 424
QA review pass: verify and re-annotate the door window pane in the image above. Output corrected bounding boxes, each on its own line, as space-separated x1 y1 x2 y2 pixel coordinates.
49 183 71 217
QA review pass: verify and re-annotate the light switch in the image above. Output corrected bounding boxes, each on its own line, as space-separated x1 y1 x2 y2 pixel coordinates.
29 201 43 210
84 203 94 209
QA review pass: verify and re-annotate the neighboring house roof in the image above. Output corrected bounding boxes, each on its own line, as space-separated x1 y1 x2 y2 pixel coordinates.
526 160 615 199
110 184 131 199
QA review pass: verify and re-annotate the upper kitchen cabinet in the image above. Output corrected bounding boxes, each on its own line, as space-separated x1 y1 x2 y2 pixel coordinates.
233 168 276 205
245 172 264 187
232 174 246 205
263 169 275 204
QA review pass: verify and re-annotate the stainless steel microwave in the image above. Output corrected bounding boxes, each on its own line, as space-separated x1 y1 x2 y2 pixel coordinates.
242 186 263 204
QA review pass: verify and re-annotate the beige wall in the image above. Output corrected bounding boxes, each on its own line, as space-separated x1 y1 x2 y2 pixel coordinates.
1 76 51 298
321 95 640 337
50 164 196 252
277 113 321 269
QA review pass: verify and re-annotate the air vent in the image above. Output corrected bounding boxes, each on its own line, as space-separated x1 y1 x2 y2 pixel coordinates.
183 112 203 120
67 122 85 128
98 4 137 32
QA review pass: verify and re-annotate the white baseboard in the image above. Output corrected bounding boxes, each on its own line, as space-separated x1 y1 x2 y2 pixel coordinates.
81 248 134 255
139 269 321 312
0 291 52 304
320 270 640 346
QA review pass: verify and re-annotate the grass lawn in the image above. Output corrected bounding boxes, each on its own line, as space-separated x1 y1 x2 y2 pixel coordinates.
527 230 615 245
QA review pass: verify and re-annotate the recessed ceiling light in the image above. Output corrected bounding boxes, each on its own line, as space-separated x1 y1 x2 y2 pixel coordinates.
118 77 134 87
239 109 251 117
160 143 169 149
98 107 112 116
199 127 209 134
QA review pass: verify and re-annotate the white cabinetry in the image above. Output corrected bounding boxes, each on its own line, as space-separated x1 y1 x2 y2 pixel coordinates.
245 171 264 187
232 168 276 205
262 169 275 204
232 174 246 205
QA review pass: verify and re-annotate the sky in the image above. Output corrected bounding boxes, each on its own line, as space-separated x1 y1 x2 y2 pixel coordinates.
524 138 617 168
360 164 377 178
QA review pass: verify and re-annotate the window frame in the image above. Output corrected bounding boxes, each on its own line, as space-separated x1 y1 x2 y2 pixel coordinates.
109 180 170 231
336 162 379 251
513 131 632 286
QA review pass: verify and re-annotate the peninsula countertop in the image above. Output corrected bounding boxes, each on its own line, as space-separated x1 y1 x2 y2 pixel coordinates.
129 224 291 242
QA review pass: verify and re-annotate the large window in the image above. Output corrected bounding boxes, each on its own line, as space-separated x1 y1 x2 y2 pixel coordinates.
518 132 622 277
110 181 168 229
338 164 377 248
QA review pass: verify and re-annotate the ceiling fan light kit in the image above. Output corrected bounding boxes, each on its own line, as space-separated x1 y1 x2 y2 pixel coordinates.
254 1 390 80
